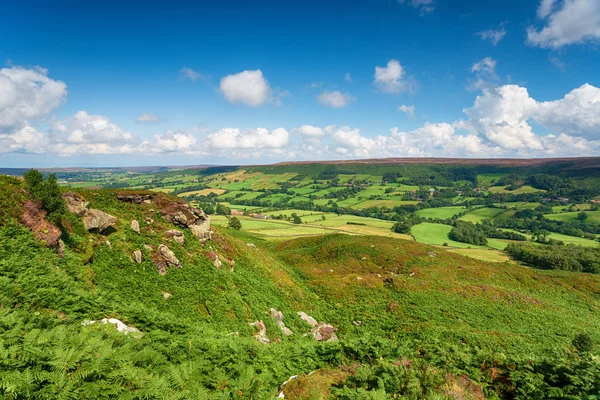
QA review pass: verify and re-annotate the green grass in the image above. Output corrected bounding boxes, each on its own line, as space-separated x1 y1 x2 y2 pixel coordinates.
547 210 600 225
411 222 486 249
415 206 466 219
459 207 505 223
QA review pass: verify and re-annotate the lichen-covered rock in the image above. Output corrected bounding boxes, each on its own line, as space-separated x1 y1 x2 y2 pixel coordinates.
62 192 89 216
155 199 211 243
297 311 318 327
166 229 184 245
131 220 140 234
21 199 62 249
134 249 142 264
116 193 154 204
312 324 337 342
83 209 117 233
297 311 337 341
153 244 182 275
249 320 270 344
270 308 293 336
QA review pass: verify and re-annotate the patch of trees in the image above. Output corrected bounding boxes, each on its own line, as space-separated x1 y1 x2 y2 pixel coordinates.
506 243 600 273
23 169 66 225
449 221 488 246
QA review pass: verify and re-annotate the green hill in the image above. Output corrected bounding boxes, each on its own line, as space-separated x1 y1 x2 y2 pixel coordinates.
2 174 600 399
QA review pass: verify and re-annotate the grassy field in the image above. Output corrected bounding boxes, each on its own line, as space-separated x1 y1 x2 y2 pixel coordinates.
459 207 505 222
411 222 486 249
546 210 600 225
212 213 413 241
177 188 225 197
415 206 466 219
488 185 546 194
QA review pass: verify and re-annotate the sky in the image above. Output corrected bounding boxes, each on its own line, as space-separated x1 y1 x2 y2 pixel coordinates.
1 0 600 167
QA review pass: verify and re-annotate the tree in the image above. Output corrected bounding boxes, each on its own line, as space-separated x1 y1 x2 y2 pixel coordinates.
228 216 242 230
578 211 589 221
391 221 412 234
216 203 231 216
291 213 302 224
23 170 66 224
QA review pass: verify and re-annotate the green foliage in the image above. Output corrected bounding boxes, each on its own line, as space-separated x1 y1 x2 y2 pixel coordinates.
506 243 600 273
449 221 488 246
228 216 242 230
291 213 302 224
572 332 594 353
578 211 588 221
23 169 67 225
216 203 231 216
391 220 412 234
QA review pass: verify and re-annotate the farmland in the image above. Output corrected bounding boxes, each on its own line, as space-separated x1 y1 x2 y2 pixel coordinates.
37 158 600 264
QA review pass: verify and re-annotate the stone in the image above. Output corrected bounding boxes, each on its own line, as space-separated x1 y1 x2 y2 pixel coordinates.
162 291 171 299
134 250 142 264
82 318 141 336
57 239 65 256
297 311 318 328
154 244 182 275
270 308 293 336
62 192 89 216
247 243 257 248
190 219 212 243
312 323 337 342
116 193 153 204
83 209 117 233
213 256 222 269
173 212 188 226
131 220 140 234
166 229 184 245
249 320 270 344
353 320 362 326
143 244 153 251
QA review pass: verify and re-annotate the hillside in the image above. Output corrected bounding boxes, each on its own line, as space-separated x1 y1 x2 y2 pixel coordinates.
2 174 600 399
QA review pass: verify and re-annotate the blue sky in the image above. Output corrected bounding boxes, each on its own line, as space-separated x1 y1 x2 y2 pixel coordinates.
1 0 600 167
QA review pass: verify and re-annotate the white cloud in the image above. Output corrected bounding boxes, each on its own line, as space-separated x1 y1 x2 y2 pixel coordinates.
527 0 600 48
344 72 352 82
219 70 272 106
477 25 507 45
318 90 353 108
208 127 289 149
462 85 542 150
136 113 161 123
374 59 415 94
468 57 499 91
180 67 202 81
397 0 436 15
0 125 49 154
535 83 600 138
295 125 326 137
142 131 198 155
398 105 415 117
0 66 67 129
53 111 134 145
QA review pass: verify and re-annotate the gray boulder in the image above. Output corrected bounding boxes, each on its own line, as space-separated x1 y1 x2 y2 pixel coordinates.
83 209 117 233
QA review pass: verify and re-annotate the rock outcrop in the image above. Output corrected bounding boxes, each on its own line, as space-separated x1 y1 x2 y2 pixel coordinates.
270 308 293 336
134 249 142 264
156 199 212 243
116 193 154 204
297 311 338 342
83 209 118 233
249 320 270 344
62 192 117 233
166 229 184 245
131 220 140 234
62 192 90 216
153 244 182 275
82 318 141 336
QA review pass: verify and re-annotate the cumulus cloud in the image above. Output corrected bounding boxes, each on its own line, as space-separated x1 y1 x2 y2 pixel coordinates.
535 83 600 138
136 113 161 123
208 127 289 149
53 111 134 145
0 125 49 154
374 59 415 94
180 67 203 81
318 90 353 108
0 66 67 129
141 131 199 155
527 0 600 48
397 0 436 15
398 105 416 117
294 125 327 137
477 24 507 45
220 70 272 106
